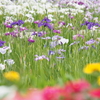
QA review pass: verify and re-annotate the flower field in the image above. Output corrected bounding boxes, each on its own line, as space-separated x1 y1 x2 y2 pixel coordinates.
0 0 100 99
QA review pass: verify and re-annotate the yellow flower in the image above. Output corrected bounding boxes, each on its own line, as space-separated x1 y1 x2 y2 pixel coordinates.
4 71 20 81
97 76 100 85
83 63 100 74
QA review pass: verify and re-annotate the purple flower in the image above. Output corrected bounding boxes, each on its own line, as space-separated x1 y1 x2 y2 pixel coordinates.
81 21 90 26
34 20 40 24
5 24 13 28
32 31 38 35
92 45 96 49
32 31 47 37
41 17 51 23
10 20 24 27
73 34 84 40
48 49 66 56
38 31 47 37
57 49 66 54
81 21 100 30
78 46 89 50
78 1 84 5
4 22 13 28
58 21 66 25
5 31 18 37
34 55 49 61
85 39 98 45
38 17 53 30
68 14 74 19
20 27 28 31
48 50 55 55
5 32 11 36
0 40 6 47
52 35 62 41
28 37 35 43
58 21 66 27
53 30 61 34
69 41 80 46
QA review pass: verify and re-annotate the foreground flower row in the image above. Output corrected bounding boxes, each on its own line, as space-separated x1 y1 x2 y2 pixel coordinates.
1 80 100 100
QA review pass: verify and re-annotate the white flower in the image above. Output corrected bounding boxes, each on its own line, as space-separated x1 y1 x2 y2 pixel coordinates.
93 17 98 22
25 14 32 18
0 64 5 70
0 86 17 99
57 38 69 45
66 23 73 27
4 59 15 66
0 45 12 54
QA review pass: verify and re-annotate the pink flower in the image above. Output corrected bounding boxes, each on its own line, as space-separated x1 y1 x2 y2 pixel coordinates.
42 86 62 100
73 34 84 40
89 89 100 98
20 27 28 31
34 20 40 24
64 80 90 93
53 30 61 34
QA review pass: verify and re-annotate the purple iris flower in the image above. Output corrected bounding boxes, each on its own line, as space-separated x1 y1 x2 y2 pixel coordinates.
32 31 38 35
53 30 61 34
58 21 66 25
57 49 66 54
78 1 84 5
4 22 13 28
48 50 55 55
5 31 18 37
34 20 40 24
5 24 13 28
81 21 100 29
32 31 47 37
58 21 66 27
38 17 53 30
85 39 98 45
34 55 49 61
20 27 28 31
81 21 90 26
92 45 96 49
41 17 51 23
69 41 80 46
28 37 35 43
0 40 6 47
38 31 47 37
68 14 74 19
10 20 24 27
73 34 84 40
78 46 89 50
5 32 11 36
38 32 43 37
